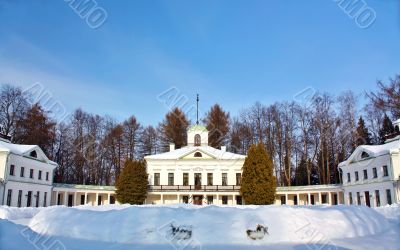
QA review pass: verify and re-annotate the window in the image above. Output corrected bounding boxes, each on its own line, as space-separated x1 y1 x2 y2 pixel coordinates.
9 165 15 176
20 167 25 177
46 172 49 181
222 196 228 205
356 192 361 205
38 170 42 180
183 173 189 186
373 168 377 178
347 173 351 182
194 152 202 157
363 169 368 180
222 173 228 186
207 196 213 205
154 173 160 186
168 173 174 186
383 166 388 177
194 173 202 188
182 196 189 204
17 190 22 207
194 134 201 146
348 192 353 205
30 150 37 158
375 190 380 207
236 173 242 186
207 173 213 186
35 191 40 207
6 189 12 206
386 189 392 205
43 192 47 207
361 151 369 159
355 171 359 181
27 191 32 207
30 169 34 179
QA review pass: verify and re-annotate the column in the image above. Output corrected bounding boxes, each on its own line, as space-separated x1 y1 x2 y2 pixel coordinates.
161 194 164 204
73 192 77 206
308 193 311 205
285 194 288 205
336 192 340 205
296 193 299 205
328 192 332 205
55 191 59 205
318 192 322 205
63 191 67 206
216 194 219 205
107 193 111 205
95 193 99 206
232 195 236 205
84 192 87 205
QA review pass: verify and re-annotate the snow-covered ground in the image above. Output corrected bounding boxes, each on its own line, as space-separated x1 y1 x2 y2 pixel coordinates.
0 204 399 250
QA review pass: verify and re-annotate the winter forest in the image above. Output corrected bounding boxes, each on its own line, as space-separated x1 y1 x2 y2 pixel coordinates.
0 75 399 187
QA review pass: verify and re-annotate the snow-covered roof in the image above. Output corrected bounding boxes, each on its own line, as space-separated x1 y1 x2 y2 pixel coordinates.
0 138 58 166
145 145 246 161
339 136 400 167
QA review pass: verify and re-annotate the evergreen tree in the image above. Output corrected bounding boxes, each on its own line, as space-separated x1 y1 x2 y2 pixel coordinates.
240 143 276 205
204 104 230 148
115 159 148 205
14 103 56 156
379 114 395 144
355 116 372 146
294 156 308 186
159 107 189 150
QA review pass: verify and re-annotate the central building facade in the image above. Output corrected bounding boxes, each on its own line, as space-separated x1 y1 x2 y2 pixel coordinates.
145 125 246 205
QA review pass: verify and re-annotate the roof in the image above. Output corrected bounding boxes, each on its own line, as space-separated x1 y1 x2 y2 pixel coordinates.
145 145 246 160
188 124 208 132
339 136 400 167
0 138 58 166
53 183 116 191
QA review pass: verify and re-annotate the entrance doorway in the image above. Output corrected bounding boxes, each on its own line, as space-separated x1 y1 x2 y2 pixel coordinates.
193 195 203 205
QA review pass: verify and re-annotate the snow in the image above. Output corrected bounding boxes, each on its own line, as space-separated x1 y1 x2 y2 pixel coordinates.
0 204 399 250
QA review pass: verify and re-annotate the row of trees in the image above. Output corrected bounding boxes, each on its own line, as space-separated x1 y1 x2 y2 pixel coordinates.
1 75 399 187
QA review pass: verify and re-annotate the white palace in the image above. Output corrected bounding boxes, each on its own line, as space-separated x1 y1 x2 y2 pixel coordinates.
1 120 399 208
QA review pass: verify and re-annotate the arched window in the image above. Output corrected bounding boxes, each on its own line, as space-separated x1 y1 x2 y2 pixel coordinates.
361 151 369 159
395 125 399 133
194 134 201 146
30 150 37 158
194 152 202 157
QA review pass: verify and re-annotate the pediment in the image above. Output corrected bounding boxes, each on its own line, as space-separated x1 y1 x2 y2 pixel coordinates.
180 149 216 160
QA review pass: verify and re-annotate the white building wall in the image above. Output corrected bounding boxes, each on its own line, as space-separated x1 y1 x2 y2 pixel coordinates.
1 153 56 207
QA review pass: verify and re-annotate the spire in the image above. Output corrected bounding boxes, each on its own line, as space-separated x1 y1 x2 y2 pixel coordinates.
196 94 199 125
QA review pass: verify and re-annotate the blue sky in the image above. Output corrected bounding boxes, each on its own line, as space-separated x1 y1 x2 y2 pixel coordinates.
0 0 399 125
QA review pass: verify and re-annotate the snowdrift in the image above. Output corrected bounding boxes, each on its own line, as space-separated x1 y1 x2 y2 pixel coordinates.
21 204 391 246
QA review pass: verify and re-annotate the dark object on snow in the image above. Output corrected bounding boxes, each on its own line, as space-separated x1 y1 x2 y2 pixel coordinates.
170 224 192 240
246 224 269 240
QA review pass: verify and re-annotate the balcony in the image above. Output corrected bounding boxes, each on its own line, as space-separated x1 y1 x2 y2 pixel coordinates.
148 185 241 192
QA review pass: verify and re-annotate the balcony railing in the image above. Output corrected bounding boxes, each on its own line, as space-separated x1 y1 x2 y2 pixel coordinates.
148 185 241 192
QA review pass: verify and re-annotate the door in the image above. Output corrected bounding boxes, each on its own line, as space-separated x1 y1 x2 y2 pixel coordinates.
194 173 202 190
365 191 370 207
193 195 203 205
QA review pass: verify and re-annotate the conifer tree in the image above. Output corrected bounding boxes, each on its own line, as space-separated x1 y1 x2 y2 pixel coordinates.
14 103 56 155
204 104 230 148
379 114 395 144
240 143 276 205
159 107 189 150
355 116 372 146
115 159 148 205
